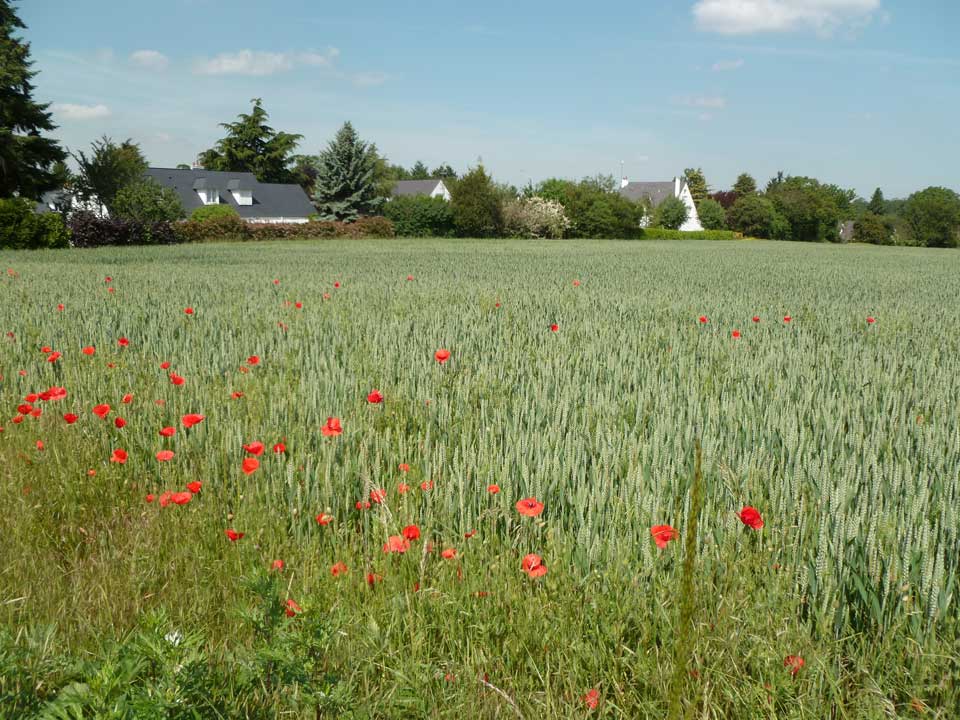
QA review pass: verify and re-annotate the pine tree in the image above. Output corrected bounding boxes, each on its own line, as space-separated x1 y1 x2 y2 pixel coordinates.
732 173 757 196
0 0 67 198
312 122 383 221
683 168 709 205
409 161 430 179
198 98 302 183
868 187 885 215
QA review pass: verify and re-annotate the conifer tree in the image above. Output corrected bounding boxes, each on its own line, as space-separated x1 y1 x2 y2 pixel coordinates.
312 122 383 221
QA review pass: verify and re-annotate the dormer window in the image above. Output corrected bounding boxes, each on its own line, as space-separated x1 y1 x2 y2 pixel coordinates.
193 178 220 205
227 179 253 206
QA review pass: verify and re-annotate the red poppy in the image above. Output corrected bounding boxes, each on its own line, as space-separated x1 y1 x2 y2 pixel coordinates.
294 301 302 309
273 278 280 285
316 512 333 525
114 417 126 428
731 330 741 339
330 561 348 576
12 414 24 424
522 553 542 573
17 403 33 414
516 497 544 517
333 281 340 288
402 524 421 541
104 276 112 283
186 480 202 493
355 500 371 510
29 407 42 418
145 494 155 503
783 315 792 323
582 688 600 710
397 482 410 494
752 316 760 323
225 529 244 542
866 316 876 324
398 463 410 473
370 488 387 504
48 387 67 401
184 307 194 315
383 535 411 554
406 274 414 281
57 303 64 311
63 413 78 424
41 346 52 353
171 491 192 505
420 480 433 491
550 323 559 332
495 301 501 308
246 355 260 366
441 548 457 560
169 373 185 386
159 491 173 507
118 337 129 347
46 351 61 363
241 457 260 475
738 506 764 530
367 389 384 404
110 448 128 464
488 484 500 494
284 598 302 617
321 417 342 437
160 361 171 370
272 442 286 454
784 655 805 676
92 404 110 419
573 279 581 287
650 524 679 549
366 572 380 587
528 564 548 578
243 441 264 456
699 316 708 324
181 413 204 429
271 559 284 571
35 440 44 451
121 393 133 404
323 292 330 300
434 348 451 363
159 426 176 437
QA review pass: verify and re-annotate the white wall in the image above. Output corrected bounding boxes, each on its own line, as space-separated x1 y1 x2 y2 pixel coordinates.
431 181 452 201
676 180 703 232
246 217 310 224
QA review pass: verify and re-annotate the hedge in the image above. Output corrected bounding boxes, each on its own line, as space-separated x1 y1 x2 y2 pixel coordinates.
640 229 744 241
0 198 70 249
68 212 179 248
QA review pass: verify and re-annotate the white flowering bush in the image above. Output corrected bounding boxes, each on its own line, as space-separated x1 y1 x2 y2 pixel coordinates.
503 196 571 239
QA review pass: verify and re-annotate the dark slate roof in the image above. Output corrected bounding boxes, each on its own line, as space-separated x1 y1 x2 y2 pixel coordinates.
146 168 315 219
619 181 676 207
391 179 445 197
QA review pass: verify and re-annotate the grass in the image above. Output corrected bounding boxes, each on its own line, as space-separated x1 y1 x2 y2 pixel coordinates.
1 238 958 718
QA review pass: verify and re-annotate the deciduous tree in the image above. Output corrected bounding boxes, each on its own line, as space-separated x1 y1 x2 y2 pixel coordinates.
73 136 148 216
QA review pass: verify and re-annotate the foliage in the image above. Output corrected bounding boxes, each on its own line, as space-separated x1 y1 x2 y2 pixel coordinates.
728 193 778 239
67 211 179 247
0 197 69 249
683 168 709 205
112 178 186 223
190 204 239 223
198 98 302 184
537 178 642 239
383 195 455 237
312 121 384 221
854 213 895 245
502 196 571 239
175 213 248 242
641 228 742 240
732 173 758 196
868 188 885 215
0 0 67 199
409 161 430 180
290 154 321 195
72 136 148 217
696 198 727 230
173 216 395 243
902 186 960 248
766 176 847 242
431 163 457 180
709 190 738 210
653 196 689 230
450 165 504 237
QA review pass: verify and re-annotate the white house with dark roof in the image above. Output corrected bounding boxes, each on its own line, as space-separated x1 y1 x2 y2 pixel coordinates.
618 176 703 231
390 179 451 201
146 168 316 223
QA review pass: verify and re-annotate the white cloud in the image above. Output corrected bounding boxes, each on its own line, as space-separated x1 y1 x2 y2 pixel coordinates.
711 58 745 71
52 103 111 120
352 71 388 88
675 95 727 108
130 50 169 71
693 0 881 35
193 48 340 76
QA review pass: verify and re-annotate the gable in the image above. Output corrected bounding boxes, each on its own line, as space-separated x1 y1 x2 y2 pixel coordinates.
619 181 676 207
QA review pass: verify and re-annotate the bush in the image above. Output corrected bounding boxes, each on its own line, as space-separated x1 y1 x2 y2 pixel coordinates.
175 216 394 243
112 178 185 222
0 198 70 249
503 197 570 239
854 213 895 245
175 213 250 243
653 196 689 230
696 198 727 230
902 186 960 248
191 204 240 223
537 178 642 239
640 229 742 240
383 195 455 237
68 212 179 248
728 194 778 239
451 166 504 237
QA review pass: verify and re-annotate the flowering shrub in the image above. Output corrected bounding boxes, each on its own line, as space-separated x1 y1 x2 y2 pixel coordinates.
503 197 571 239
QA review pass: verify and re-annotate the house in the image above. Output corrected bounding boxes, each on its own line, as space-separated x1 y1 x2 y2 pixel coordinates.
390 179 451 202
146 168 316 224
618 176 703 231
839 220 855 243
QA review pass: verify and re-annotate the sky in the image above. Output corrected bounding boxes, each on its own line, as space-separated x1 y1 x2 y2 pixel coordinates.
17 0 960 198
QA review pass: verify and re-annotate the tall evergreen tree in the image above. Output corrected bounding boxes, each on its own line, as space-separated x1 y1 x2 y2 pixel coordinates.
683 167 709 205
0 0 67 198
409 160 430 179
198 98 302 183
431 163 457 180
312 122 383 221
732 172 757 196
868 187 885 215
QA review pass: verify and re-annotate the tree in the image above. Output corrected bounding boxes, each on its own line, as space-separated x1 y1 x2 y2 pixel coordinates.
765 171 785 193
902 187 960 248
732 173 757 196
290 154 321 195
176 163 191 170
868 188 885 215
112 178 185 222
0 0 67 198
654 196 689 230
431 163 457 180
710 190 738 209
73 136 148 216
697 198 727 230
536 178 642 239
383 195 455 237
312 121 383 221
450 165 503 237
853 213 894 245
683 168 709 205
765 176 846 242
728 194 777 238
198 98 302 183
409 161 430 180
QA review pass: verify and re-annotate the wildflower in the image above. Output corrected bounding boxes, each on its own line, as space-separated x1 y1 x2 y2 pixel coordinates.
398 483 410 494
81 346 95 356
169 373 185 386
731 330 741 339
699 316 708 324
441 548 457 560
331 561 348 576
321 417 342 437
406 274 414 281
46 351 61 362
515 497 544 517
243 441 264 456
63 413 78 424
398 463 410 473
650 524 679 549
159 426 176 437
35 440 44 451
273 442 286 454
488 484 500 494
241 457 260 475
355 500 371 510
156 450 175 462
285 599 302 617
784 655 805 676
316 512 334 525
402 524 421 540
867 316 876 324
550 324 559 332
114 417 126 428
225 529 244 542
367 572 380 587
160 361 171 369
367 389 384 404
573 279 580 287
272 559 284 572
146 494 155 503
582 688 600 710
383 535 411 554
783 315 792 323
231 391 244 399
181 413 204 428
752 315 760 323
170 491 192 505
110 448 128 464
738 506 764 530
186 481 202 493
57 303 64 311
246 355 260 366
184 307 194 315
434 348 451 363
92 404 111 419
118 337 129 347
370 488 387 504
420 480 433 491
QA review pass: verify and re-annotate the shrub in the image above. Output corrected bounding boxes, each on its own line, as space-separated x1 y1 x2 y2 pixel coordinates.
68 212 179 248
902 186 960 248
0 198 70 249
175 213 250 243
537 178 642 239
383 195 455 237
728 194 777 239
191 204 240 223
112 179 185 222
503 197 570 239
696 198 727 230
345 216 395 238
451 166 504 237
854 213 895 245
653 196 689 230
175 217 394 243
640 229 742 240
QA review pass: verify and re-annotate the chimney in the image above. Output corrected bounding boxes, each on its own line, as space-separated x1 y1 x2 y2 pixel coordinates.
620 176 629 189
191 154 204 170
674 176 681 196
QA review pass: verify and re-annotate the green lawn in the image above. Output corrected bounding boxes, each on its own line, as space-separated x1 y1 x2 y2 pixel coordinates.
1 239 958 718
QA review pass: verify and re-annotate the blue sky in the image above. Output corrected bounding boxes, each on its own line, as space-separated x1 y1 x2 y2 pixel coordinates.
18 0 960 197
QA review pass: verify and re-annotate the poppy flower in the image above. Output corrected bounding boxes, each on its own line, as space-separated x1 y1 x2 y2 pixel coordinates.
186 481 202 493
330 561 348 576
573 279 581 287
107 287 115 294
550 324 559 332
225 529 244 542
528 564 548 578
367 389 384 404
17 403 33 415
271 559 284 571
420 480 433 491
323 292 330 300
57 303 64 311
41 346 52 353
159 491 173 507
355 500 371 510
273 278 280 285
181 413 204 429
231 391 244 399
243 441 264 456
738 506 764 530
370 488 387 504
12 414 24 424
406 274 414 281
273 442 286 454
284 598 302 617
383 535 411 554
495 301 501 308
294 301 302 309
784 655 804 676
171 491 192 505
184 307 194 315
145 494 155 503
866 316 876 324
246 355 260 366
650 524 679 549
118 337 129 347
110 448 128 464
402 524 421 541
488 484 500 494
522 553 543 573
434 349 451 364
29 407 42 418
169 373 185 386
104 276 112 283
316 512 333 525
92 404 111 418
699 316 708 324
159 426 175 437
321 417 342 437
63 413 78 424
156 450 175 462
582 688 600 710
333 281 340 288
366 572 380 587
241 457 260 475
752 316 760 323
731 330 741 339
160 361 171 370
397 483 410 494
35 440 44 451
398 463 410 473
121 394 133 404
46 351 61 363
516 497 544 517
783 315 792 323
441 548 457 560
114 417 126 429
